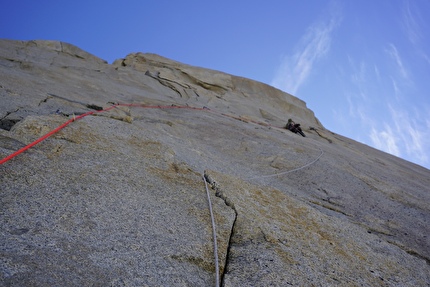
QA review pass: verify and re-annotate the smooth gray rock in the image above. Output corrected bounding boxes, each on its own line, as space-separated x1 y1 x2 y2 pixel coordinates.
1 39 429 286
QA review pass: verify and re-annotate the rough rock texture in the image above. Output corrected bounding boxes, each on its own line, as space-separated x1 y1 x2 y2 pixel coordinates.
1 39 429 286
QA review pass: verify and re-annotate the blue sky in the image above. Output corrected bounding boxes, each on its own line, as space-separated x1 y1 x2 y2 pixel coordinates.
2 0 430 169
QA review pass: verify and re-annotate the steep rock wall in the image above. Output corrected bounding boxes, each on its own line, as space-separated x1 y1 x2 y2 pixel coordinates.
1 40 429 286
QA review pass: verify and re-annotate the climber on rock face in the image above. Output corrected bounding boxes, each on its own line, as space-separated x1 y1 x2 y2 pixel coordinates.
286 118 305 137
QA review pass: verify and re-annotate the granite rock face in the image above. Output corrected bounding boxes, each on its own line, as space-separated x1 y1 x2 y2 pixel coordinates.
1 39 429 286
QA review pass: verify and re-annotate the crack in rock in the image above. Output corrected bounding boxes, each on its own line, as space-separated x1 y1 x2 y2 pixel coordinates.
0 108 21 131
46 93 87 106
204 170 237 287
145 70 188 98
387 240 430 266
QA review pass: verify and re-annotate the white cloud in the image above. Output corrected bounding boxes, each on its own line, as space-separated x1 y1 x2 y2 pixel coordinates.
271 6 340 94
367 104 429 167
343 42 427 167
385 43 409 81
388 105 428 163
370 125 401 157
402 0 423 46
401 0 430 65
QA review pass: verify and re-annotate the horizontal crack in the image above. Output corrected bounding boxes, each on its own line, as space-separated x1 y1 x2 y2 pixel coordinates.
387 240 430 266
46 92 87 106
308 199 352 217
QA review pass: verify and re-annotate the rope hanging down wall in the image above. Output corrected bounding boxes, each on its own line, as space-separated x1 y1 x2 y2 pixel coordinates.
203 174 220 287
248 147 324 180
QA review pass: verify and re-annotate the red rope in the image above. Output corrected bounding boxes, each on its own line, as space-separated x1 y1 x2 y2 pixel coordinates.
0 105 119 164
0 103 279 165
0 104 213 164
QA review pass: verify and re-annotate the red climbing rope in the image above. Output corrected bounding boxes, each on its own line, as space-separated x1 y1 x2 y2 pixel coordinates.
0 102 284 165
0 103 213 165
0 105 121 164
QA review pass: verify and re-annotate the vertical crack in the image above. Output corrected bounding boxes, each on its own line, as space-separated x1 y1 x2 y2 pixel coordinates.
204 171 238 287
220 209 237 286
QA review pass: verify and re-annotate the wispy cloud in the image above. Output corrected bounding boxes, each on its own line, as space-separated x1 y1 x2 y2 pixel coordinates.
385 43 409 81
370 125 400 157
368 104 429 166
389 105 428 163
402 0 423 46
346 47 428 167
271 4 341 94
318 1 429 169
401 0 430 64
